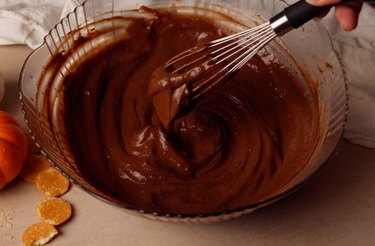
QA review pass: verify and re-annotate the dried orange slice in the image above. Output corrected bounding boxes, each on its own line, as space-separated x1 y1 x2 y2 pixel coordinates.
20 155 51 183
22 222 58 246
37 197 72 225
35 167 70 197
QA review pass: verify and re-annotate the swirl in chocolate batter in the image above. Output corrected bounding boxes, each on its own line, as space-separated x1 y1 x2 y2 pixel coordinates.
47 8 320 214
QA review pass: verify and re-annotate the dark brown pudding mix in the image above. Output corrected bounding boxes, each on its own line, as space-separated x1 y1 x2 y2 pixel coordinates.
57 8 319 214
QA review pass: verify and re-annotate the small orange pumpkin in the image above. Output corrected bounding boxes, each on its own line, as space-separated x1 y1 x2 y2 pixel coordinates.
0 111 28 189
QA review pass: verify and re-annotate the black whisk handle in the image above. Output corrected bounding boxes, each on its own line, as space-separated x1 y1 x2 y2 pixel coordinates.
285 0 331 28
270 0 349 35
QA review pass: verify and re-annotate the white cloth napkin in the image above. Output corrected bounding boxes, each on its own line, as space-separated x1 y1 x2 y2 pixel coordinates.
0 0 374 149
0 0 83 48
321 5 375 149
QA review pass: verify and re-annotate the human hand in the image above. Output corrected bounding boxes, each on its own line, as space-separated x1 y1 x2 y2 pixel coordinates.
306 0 363 31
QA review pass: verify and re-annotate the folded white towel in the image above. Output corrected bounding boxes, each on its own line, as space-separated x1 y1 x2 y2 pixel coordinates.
0 0 374 149
1 0 66 48
321 5 375 148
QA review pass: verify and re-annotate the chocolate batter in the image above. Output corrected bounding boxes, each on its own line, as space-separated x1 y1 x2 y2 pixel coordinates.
52 8 319 214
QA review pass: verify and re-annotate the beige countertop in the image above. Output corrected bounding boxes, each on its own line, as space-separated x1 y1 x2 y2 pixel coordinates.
1 45 375 246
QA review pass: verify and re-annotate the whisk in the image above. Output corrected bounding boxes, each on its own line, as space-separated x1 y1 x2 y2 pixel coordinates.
149 0 345 126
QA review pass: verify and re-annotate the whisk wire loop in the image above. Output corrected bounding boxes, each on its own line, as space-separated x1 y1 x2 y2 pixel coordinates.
150 0 345 126
171 22 277 99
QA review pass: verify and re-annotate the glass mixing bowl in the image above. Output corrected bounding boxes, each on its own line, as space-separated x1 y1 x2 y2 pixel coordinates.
19 0 347 223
